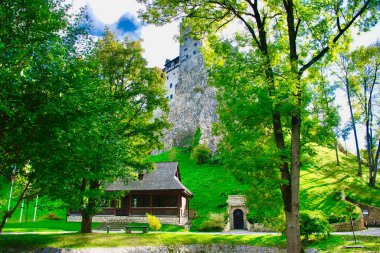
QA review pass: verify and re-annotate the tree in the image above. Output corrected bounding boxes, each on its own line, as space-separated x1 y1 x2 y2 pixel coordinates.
138 1 379 252
34 31 169 233
333 55 363 175
350 44 380 186
0 0 82 233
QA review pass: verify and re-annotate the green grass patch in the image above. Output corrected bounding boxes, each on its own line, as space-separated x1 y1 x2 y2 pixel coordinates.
0 233 285 250
308 235 380 253
300 144 380 221
129 222 187 232
2 220 100 233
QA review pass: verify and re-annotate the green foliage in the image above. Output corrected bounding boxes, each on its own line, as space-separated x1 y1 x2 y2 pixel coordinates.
191 144 211 164
300 211 331 241
198 212 225 232
192 128 201 149
146 213 162 231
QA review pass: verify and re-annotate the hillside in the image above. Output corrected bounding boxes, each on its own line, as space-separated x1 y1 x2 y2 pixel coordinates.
1 144 378 232
151 145 379 230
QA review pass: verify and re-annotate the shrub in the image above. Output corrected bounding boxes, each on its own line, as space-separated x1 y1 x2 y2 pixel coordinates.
192 127 201 149
146 213 162 231
191 144 211 164
300 210 331 241
199 212 225 231
42 212 61 220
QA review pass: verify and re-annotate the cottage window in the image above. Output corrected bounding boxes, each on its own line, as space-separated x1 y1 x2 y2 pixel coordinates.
152 195 177 207
131 195 150 207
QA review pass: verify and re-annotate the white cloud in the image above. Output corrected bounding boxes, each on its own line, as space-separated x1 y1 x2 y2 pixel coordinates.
140 22 180 68
67 0 179 68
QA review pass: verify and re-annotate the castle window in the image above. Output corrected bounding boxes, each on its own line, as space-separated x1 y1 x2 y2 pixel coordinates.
166 76 169 80
184 48 188 51
193 50 196 55
185 38 188 41
170 94 173 99
170 83 173 88
194 42 198 46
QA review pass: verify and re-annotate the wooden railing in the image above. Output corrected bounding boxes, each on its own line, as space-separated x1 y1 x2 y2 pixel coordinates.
130 207 178 216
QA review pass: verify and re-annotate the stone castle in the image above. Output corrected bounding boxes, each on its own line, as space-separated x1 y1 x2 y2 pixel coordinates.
161 34 219 152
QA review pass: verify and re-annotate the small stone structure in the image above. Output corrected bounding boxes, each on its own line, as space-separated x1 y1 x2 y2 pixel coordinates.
225 195 251 231
358 202 380 227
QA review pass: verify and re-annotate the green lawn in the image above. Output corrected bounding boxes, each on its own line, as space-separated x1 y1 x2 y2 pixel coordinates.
0 233 378 253
2 219 100 233
0 233 285 249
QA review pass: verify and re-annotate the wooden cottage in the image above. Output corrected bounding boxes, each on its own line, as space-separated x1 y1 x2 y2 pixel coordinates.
68 162 193 225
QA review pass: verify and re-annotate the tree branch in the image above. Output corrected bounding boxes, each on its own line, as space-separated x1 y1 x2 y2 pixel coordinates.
299 0 373 75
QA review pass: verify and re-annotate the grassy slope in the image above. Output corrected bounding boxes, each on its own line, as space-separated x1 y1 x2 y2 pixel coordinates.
150 148 249 230
300 144 380 218
151 145 379 228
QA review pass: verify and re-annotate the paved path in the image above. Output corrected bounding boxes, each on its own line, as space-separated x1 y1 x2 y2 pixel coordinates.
331 227 380 237
3 228 380 236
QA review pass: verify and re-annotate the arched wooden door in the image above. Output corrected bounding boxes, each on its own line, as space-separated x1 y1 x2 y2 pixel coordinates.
233 209 244 229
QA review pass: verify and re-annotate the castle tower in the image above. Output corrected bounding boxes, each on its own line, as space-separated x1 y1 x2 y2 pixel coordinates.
162 32 219 151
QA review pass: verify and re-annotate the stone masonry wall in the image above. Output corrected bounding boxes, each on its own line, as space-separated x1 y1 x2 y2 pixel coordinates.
67 215 188 226
10 245 287 253
331 214 366 232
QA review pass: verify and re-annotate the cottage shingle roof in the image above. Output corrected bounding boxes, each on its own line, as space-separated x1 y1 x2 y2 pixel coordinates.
105 162 192 196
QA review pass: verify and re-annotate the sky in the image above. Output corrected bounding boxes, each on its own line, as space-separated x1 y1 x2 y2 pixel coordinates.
68 0 379 153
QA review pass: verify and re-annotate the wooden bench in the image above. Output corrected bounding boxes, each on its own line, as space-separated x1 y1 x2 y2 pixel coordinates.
125 225 148 233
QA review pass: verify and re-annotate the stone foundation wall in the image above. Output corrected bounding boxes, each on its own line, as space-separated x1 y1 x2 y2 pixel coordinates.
67 215 188 226
357 203 380 227
331 214 366 232
22 245 287 253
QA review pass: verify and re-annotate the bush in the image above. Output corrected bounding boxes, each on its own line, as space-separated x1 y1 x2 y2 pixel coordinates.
191 144 211 164
146 213 162 231
42 212 61 220
300 210 331 241
199 212 225 231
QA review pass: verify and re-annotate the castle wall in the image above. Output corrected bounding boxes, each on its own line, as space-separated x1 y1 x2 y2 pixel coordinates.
162 35 220 152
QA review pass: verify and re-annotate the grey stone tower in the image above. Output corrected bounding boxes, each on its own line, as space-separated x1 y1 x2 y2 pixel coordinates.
162 33 219 151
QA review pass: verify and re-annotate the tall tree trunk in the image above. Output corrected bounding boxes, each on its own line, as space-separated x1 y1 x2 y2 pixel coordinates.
80 180 100 233
346 79 362 176
335 140 340 166
0 181 30 233
372 139 380 187
80 212 93 233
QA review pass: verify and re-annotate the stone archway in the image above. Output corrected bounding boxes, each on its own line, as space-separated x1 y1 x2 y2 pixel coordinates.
233 209 244 229
225 195 250 231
